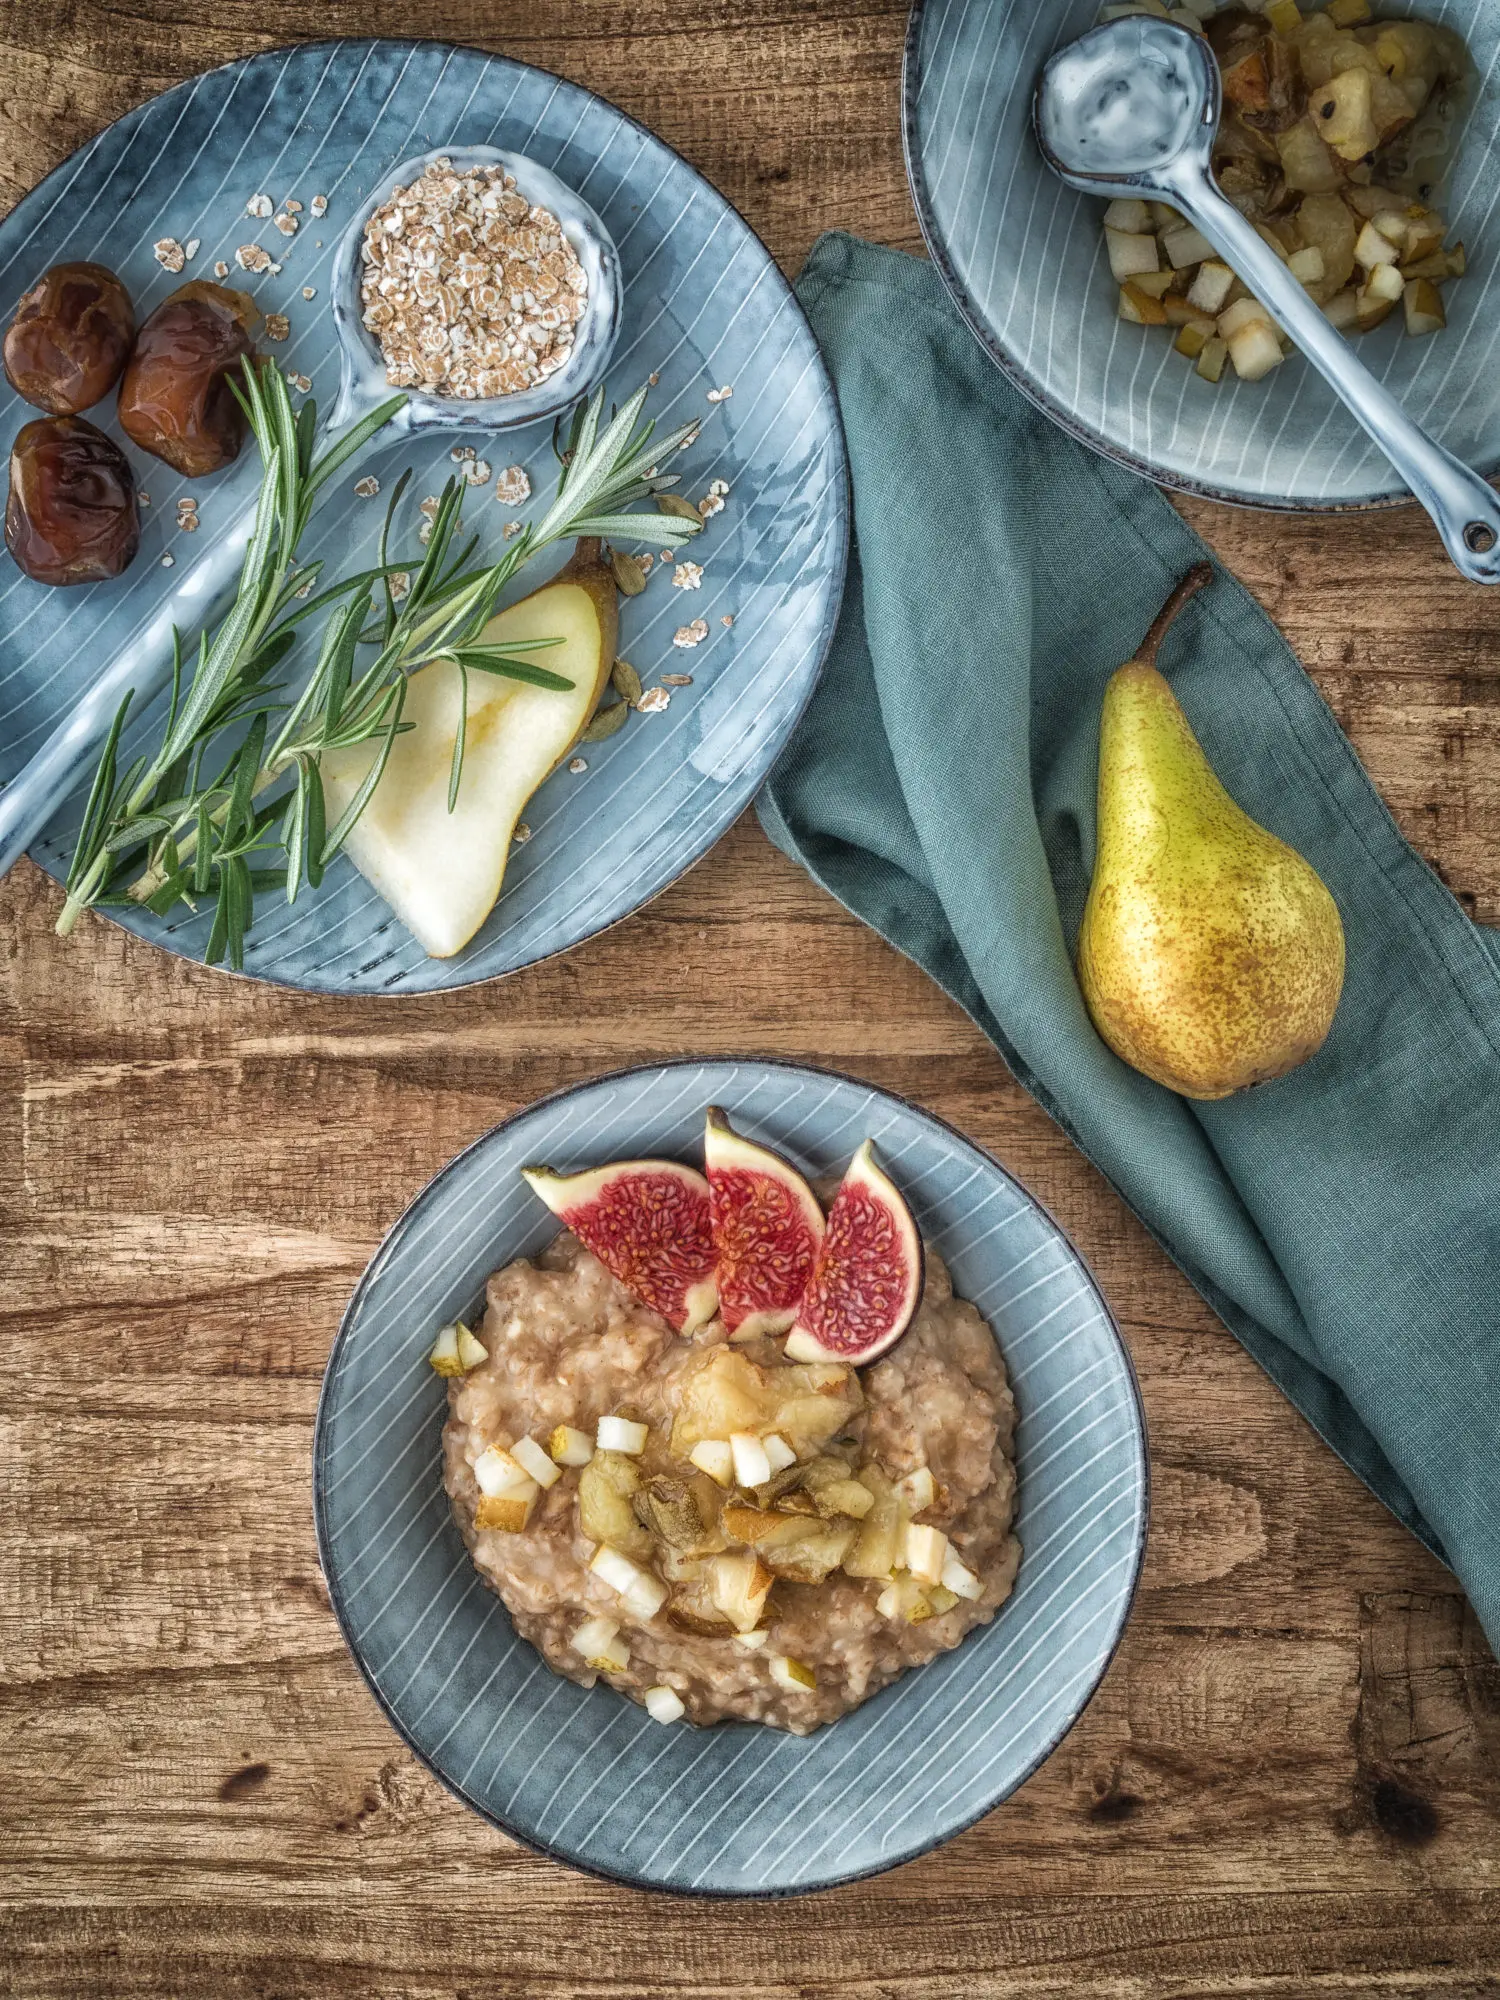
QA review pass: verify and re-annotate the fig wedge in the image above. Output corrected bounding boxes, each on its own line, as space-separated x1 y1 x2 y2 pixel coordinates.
703 1106 825 1338
522 1158 718 1334
784 1141 923 1366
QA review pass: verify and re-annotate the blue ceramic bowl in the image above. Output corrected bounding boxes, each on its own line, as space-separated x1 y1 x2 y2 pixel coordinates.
314 1060 1148 1894
905 0 1500 509
0 40 847 992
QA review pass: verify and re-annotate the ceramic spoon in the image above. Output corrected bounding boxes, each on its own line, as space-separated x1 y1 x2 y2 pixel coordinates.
0 144 622 881
1033 16 1500 584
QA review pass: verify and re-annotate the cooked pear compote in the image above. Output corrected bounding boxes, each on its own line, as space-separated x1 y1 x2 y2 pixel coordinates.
439 1231 1021 1734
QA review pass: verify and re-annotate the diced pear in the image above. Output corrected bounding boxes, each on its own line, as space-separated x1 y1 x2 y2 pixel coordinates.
1313 67 1377 161
896 1466 937 1512
843 1464 907 1579
474 1445 533 1498
708 1550 773 1632
428 1324 463 1377
1130 268 1178 299
320 540 618 959
1174 323 1210 360
596 1414 648 1456
903 1523 950 1586
511 1435 562 1488
875 1576 933 1624
644 1685 686 1723
1287 246 1325 287
1363 260 1406 304
1447 244 1467 279
1106 227 1161 283
1103 197 1152 234
548 1424 594 1467
1265 0 1301 33
769 1656 816 1693
733 1629 769 1651
1162 223 1214 270
1217 296 1275 342
1326 0 1369 23
590 1544 668 1618
1354 220 1400 271
1227 321 1286 381
476 1492 534 1532
1119 283 1168 327
689 1439 735 1487
1187 261 1236 314
761 1433 797 1474
572 1616 629 1673
940 1549 984 1601
1323 289 1361 330
578 1451 652 1561
927 1584 960 1614
1195 335 1228 382
730 1432 773 1488
1403 278 1446 337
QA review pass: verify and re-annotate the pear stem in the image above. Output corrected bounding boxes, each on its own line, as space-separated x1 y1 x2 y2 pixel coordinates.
1135 562 1214 670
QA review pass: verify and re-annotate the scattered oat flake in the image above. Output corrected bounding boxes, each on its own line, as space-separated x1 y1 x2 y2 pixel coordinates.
464 459 492 487
697 494 724 519
419 495 441 519
513 822 532 844
709 478 729 497
286 370 312 392
274 212 298 237
353 475 381 498
153 238 186 272
637 686 672 713
263 313 290 343
672 621 708 650
214 261 230 279
706 385 733 403
660 673 693 686
268 261 282 276
637 553 654 576
721 613 734 627
293 576 313 599
161 553 175 568
648 371 660 386
248 193 273 217
493 464 531 507
660 550 674 566
388 570 410 602
568 756 588 774
235 243 273 273
139 492 150 506
284 199 303 215
503 520 523 539
310 194 328 217
450 444 476 462
301 286 317 300
185 238 200 262
418 520 433 545
672 561 703 591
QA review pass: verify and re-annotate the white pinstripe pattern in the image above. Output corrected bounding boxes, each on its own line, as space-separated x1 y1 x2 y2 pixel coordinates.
4 41 845 1000
910 0 1500 509
315 1062 1147 1893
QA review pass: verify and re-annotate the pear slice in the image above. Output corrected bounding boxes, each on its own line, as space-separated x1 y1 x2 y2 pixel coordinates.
321 539 618 958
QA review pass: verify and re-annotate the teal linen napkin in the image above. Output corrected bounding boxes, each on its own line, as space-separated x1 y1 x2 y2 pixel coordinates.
760 232 1500 1646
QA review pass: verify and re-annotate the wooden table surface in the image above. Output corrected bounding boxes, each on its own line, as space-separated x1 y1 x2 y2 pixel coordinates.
4 3 1500 1995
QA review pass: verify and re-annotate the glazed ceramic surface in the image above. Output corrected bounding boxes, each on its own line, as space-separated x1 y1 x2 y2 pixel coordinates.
314 1060 1149 1894
904 0 1500 508
0 40 846 991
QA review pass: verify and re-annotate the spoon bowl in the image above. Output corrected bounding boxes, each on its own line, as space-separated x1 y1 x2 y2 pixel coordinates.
1033 16 1500 585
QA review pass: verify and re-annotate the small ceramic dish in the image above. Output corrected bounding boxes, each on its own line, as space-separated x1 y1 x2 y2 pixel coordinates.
326 142 622 439
904 0 1500 510
314 1058 1148 1894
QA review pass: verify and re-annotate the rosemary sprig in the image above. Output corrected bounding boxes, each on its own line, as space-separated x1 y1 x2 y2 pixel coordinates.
58 363 704 969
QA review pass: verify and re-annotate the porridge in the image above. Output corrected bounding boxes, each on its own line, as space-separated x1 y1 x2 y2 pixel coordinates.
440 1229 1021 1734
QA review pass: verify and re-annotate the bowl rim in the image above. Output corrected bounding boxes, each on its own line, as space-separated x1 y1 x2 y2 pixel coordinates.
311 1053 1151 1896
901 0 1456 516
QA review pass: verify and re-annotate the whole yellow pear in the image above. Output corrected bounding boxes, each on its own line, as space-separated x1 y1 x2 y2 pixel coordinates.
1077 565 1345 1100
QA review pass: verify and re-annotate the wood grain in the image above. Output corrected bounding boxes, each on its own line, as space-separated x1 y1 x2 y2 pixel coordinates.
3 2 1500 1994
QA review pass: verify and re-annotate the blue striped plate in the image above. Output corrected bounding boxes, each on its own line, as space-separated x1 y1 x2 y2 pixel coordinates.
0 40 846 991
904 0 1500 510
314 1060 1147 1894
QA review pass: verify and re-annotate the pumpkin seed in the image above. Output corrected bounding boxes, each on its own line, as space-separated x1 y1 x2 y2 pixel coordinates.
656 493 703 524
610 549 648 596
611 658 644 706
581 699 630 744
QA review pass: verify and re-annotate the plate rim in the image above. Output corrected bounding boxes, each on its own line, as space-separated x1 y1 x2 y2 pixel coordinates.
6 35 850 994
311 1053 1151 1896
900 0 1448 516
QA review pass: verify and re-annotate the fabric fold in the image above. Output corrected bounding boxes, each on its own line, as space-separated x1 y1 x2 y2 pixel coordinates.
760 232 1500 1644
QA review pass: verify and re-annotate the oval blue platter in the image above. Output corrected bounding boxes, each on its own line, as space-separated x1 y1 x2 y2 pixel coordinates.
313 1059 1148 1894
904 0 1500 510
0 40 847 992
